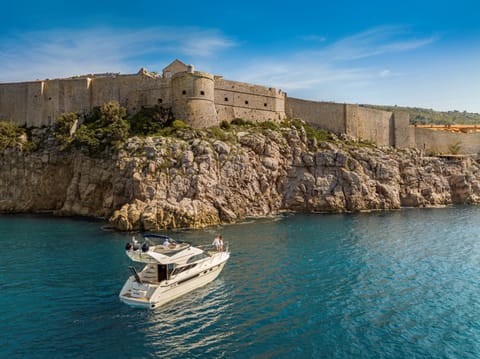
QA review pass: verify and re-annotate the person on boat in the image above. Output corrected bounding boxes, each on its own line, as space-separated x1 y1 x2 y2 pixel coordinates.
163 237 171 249
212 235 223 251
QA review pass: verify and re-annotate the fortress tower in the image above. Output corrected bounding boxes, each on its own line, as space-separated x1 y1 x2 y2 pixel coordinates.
171 65 218 128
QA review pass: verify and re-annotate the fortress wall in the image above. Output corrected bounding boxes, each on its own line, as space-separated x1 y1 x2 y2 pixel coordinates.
0 82 31 125
90 75 171 114
215 78 282 97
171 72 217 127
56 78 91 119
415 128 480 155
393 112 415 149
215 105 283 123
41 80 60 126
90 75 126 108
214 79 285 122
285 98 346 133
25 82 44 127
346 105 393 146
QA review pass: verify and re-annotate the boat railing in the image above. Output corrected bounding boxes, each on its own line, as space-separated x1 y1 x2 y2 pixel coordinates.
197 241 229 254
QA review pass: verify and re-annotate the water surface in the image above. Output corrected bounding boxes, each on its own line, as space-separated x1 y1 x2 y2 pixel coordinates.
1 208 480 358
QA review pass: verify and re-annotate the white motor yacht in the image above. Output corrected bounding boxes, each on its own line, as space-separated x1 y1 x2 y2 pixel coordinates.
119 234 230 309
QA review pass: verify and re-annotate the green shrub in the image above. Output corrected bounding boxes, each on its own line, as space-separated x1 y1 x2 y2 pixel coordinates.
231 118 252 126
128 106 174 136
259 121 279 131
72 125 101 154
304 127 331 143
156 120 190 137
0 120 25 151
207 126 231 141
54 112 78 149
448 142 462 155
172 120 188 129
220 120 231 130
69 101 130 155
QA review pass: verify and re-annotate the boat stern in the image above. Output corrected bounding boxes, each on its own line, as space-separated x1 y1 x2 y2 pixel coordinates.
119 277 156 309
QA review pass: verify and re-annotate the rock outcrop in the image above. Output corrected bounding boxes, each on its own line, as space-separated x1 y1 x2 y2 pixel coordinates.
0 127 479 230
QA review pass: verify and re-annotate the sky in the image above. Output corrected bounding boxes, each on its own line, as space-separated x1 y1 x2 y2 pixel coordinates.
1 0 480 112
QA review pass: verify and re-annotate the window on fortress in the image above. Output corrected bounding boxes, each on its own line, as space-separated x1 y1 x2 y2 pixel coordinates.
158 98 163 104
224 97 228 102
264 103 267 107
200 91 205 96
182 90 186 95
245 100 249 105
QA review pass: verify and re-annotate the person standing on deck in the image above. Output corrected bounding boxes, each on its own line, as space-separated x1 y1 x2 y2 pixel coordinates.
212 235 224 252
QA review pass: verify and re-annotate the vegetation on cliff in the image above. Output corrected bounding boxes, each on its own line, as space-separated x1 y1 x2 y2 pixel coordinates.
1 100 381 163
0 120 25 151
364 104 480 125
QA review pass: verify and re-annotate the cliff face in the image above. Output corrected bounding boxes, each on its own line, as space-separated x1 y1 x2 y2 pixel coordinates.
1 127 479 230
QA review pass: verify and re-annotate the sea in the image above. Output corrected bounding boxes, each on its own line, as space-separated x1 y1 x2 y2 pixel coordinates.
1 206 480 358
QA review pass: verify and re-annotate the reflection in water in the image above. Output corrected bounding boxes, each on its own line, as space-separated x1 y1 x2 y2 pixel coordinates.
140 279 234 357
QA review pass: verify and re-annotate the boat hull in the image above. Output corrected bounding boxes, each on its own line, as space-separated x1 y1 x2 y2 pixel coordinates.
119 256 228 309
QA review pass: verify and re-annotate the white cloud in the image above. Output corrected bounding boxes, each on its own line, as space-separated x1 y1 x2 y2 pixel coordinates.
323 26 436 61
220 25 439 105
0 27 235 82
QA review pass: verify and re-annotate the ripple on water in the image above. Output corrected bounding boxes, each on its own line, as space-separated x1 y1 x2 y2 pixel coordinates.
2 208 480 358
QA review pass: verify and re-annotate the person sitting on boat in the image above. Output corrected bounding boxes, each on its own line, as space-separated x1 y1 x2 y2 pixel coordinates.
163 238 171 249
212 235 223 252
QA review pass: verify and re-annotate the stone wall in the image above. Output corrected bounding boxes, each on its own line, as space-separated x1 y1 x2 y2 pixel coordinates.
0 71 286 128
0 74 173 127
215 79 285 123
393 112 415 149
415 128 480 155
346 105 393 146
1 64 479 155
172 71 218 128
285 98 346 133
285 98 398 146
89 75 171 114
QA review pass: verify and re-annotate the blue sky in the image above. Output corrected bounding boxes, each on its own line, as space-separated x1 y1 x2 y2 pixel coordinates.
1 0 479 112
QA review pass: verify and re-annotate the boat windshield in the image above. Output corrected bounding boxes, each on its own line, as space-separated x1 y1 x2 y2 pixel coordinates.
186 252 210 264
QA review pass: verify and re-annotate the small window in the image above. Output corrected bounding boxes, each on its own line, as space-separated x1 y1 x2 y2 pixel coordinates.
264 103 267 107
245 100 249 105
48 97 52 100
224 97 228 102
182 90 186 95
200 91 205 95
158 98 163 104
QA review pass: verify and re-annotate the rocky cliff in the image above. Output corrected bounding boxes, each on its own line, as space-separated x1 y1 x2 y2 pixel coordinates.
1 125 479 230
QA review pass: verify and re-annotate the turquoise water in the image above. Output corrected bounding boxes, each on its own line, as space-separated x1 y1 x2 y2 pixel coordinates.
1 207 480 358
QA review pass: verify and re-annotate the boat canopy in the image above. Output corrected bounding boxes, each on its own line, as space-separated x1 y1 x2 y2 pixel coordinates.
126 246 204 265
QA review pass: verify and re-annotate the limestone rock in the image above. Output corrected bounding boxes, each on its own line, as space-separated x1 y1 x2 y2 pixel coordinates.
0 130 479 230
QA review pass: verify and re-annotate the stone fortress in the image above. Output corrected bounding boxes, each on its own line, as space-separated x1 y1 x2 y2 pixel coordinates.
0 59 479 155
